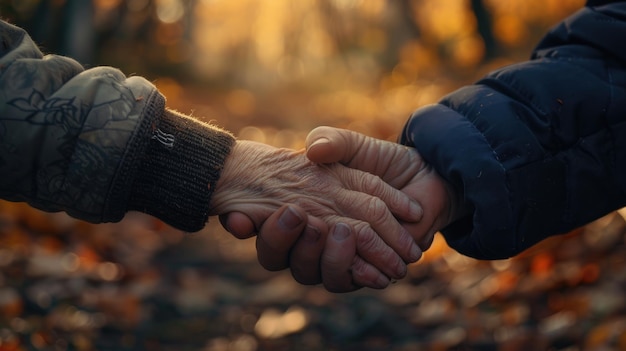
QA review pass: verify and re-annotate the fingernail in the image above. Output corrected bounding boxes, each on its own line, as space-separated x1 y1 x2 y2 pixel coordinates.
410 200 423 221
278 206 303 230
332 223 351 241
303 225 321 243
409 242 422 263
309 137 330 150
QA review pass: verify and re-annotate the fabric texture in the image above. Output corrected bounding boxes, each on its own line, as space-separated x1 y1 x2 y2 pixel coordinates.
0 20 235 232
400 1 626 259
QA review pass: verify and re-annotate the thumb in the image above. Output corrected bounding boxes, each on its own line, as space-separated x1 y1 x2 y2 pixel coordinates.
306 126 425 189
305 126 365 164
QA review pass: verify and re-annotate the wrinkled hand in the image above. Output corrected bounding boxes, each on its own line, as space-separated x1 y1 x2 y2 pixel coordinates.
221 204 389 292
212 140 423 287
305 126 466 250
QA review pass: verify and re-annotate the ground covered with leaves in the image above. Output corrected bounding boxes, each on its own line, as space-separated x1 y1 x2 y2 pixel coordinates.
0 200 625 351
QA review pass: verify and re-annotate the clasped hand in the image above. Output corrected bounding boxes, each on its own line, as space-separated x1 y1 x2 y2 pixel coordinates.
216 127 462 292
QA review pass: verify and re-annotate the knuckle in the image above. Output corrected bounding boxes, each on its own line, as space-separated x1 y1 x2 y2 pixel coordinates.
350 258 370 279
365 197 389 224
354 224 383 254
361 173 385 196
352 263 389 289
354 224 405 278
380 192 405 215
398 230 417 258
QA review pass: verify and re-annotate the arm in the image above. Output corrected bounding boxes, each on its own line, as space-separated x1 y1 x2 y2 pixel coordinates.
0 20 421 288
0 20 234 232
288 2 626 264
400 2 626 259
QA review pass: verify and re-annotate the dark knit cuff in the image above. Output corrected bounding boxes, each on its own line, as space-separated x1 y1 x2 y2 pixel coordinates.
128 109 236 232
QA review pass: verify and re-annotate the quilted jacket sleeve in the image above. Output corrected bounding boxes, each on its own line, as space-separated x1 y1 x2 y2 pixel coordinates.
400 2 626 259
0 21 235 232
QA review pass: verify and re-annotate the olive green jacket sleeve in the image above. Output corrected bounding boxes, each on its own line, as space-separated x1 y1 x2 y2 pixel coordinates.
0 21 235 231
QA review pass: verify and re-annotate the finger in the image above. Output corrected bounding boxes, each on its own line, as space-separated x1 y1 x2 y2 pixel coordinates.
256 205 307 271
349 220 411 280
288 216 328 285
306 126 423 189
321 224 391 290
306 126 365 165
307 129 424 223
219 212 257 239
350 256 391 289
336 190 422 266
339 166 422 222
321 223 362 293
403 220 439 251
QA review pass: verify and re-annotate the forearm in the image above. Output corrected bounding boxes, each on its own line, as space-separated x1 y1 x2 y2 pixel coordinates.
400 3 626 259
0 20 236 231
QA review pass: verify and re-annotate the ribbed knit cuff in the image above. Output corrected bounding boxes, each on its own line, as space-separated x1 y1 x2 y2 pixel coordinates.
128 109 236 232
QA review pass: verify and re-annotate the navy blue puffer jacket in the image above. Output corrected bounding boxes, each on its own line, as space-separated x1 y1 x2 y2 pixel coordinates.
400 1 626 259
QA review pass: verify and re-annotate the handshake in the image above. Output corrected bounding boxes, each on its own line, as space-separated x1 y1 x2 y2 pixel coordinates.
211 126 466 293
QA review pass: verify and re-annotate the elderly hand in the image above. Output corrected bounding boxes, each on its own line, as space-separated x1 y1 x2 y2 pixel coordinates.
306 126 468 249
211 140 423 287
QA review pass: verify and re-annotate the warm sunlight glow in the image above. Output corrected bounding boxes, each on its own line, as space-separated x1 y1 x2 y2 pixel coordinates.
94 0 122 11
156 0 185 24
2 2 620 349
451 34 485 68
126 0 149 12
493 15 528 47
416 0 476 42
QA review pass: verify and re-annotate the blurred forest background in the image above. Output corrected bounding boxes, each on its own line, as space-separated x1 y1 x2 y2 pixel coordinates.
0 0 589 142
1 0 626 350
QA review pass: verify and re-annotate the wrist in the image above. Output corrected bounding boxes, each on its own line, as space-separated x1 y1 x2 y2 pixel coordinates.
210 140 285 217
127 109 236 231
